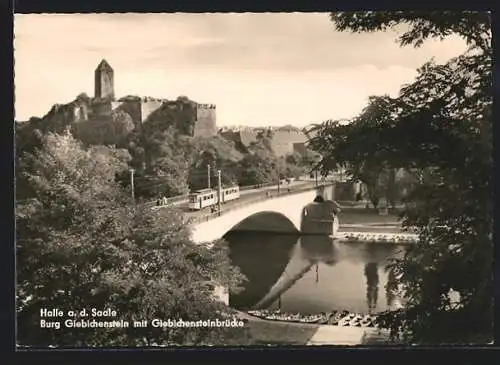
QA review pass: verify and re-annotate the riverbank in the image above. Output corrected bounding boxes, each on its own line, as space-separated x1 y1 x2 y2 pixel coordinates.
238 311 391 345
236 311 392 345
336 231 418 244
337 207 418 239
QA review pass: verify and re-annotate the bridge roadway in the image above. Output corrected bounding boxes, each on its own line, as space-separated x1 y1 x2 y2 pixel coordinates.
149 179 315 209
182 180 318 219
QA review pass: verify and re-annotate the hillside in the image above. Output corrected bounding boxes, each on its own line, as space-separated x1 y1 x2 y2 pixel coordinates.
16 94 314 200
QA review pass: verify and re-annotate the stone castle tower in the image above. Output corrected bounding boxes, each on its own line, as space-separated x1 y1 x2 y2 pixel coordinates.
94 59 115 100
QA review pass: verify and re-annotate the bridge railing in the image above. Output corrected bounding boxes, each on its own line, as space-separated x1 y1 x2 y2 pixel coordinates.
189 182 334 225
239 182 275 191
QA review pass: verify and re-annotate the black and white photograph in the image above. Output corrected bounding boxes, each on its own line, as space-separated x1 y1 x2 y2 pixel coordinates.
14 11 492 347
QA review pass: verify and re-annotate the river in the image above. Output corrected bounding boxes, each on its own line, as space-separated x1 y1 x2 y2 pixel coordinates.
227 231 405 315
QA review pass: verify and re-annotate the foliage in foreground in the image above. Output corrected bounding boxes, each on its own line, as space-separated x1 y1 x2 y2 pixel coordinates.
309 11 492 343
16 132 250 347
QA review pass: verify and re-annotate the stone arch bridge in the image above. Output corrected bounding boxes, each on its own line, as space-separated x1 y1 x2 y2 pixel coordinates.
190 184 337 244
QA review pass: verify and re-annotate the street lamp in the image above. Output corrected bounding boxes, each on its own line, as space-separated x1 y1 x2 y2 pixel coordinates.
129 168 135 204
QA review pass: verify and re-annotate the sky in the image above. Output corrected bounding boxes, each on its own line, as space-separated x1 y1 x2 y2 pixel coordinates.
14 13 468 127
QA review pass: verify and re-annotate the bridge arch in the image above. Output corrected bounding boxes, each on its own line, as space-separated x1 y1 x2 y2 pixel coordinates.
227 211 299 235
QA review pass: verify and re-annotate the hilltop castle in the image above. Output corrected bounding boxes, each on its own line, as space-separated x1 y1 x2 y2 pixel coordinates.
37 60 314 149
44 59 217 137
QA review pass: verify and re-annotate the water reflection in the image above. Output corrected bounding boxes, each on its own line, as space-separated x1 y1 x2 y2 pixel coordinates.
228 232 405 314
300 235 336 265
386 267 399 307
364 262 379 314
225 231 299 309
300 235 337 285
252 242 315 309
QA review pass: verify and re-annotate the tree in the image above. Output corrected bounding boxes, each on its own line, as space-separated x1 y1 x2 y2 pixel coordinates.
231 129 278 186
237 153 275 186
16 132 250 347
124 128 192 198
308 98 398 208
283 152 308 180
188 136 242 190
331 11 491 51
310 11 492 343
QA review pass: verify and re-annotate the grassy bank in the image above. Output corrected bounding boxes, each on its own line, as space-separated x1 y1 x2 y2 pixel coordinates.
247 319 319 345
236 311 318 345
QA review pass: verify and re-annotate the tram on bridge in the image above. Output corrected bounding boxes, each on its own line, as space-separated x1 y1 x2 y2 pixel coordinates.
188 186 241 211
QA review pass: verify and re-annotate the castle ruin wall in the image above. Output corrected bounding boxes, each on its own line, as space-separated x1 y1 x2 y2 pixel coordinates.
194 103 217 137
